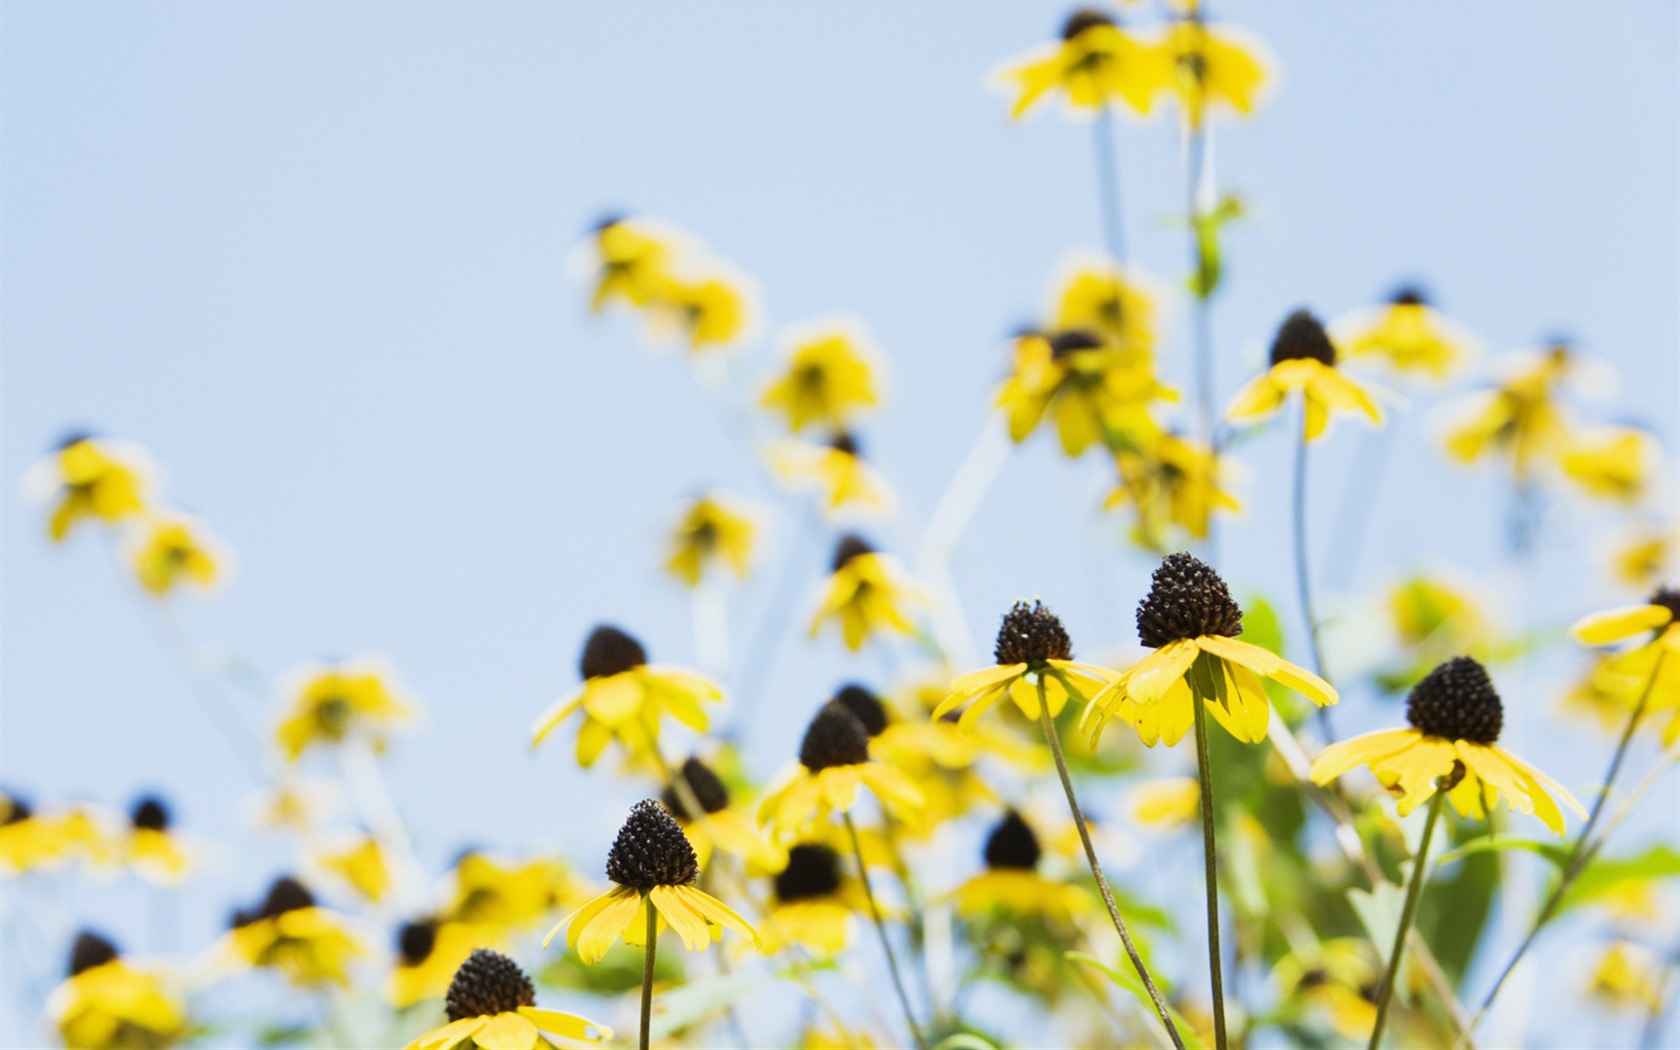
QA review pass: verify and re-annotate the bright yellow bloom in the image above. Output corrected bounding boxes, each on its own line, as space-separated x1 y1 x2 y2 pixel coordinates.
223 877 364 987
530 624 721 768
1585 941 1666 1014
952 811 1091 927
663 492 756 587
1572 591 1680 743
0 798 109 875
759 321 880 434
405 950 609 1050
1271 938 1382 1044
585 217 679 314
661 756 784 874
991 9 1170 120
388 919 483 1009
1611 522 1676 590
1227 311 1386 443
758 843 868 956
647 270 756 352
24 434 150 542
874 681 1036 832
124 798 191 886
1388 576 1487 652
50 934 187 1050
808 536 921 651
1442 344 1578 479
275 660 412 762
127 513 225 598
934 601 1117 731
1559 426 1660 504
1051 258 1159 352
317 835 390 904
759 703 925 842
1105 432 1240 541
1332 288 1476 381
769 434 893 519
443 852 575 935
1158 18 1271 126
1561 651 1649 733
996 329 1174 458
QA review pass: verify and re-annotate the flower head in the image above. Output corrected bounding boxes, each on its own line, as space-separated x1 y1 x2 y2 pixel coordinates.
224 875 364 987
1158 17 1272 126
275 660 412 762
127 513 227 598
1333 286 1477 381
991 9 1170 120
935 600 1117 731
1227 309 1386 442
664 492 756 587
808 535 922 651
1571 587 1680 743
49 932 187 1050
1559 426 1661 505
442 851 572 935
760 842 868 955
759 702 925 841
388 918 484 1009
405 949 610 1050
124 795 192 885
1105 432 1240 543
1442 342 1579 479
760 322 880 434
955 810 1092 926
769 432 894 519
584 216 680 314
996 326 1174 458
647 269 757 352
24 433 152 543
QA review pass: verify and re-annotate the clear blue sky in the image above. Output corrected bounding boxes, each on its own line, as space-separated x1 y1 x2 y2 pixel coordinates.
4 2 1675 1046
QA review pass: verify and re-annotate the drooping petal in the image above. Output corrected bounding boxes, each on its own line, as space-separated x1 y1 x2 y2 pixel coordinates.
530 689 586 747
518 1008 611 1044
1226 372 1286 424
650 885 712 951
1309 728 1422 785
571 887 643 963
1128 639 1200 705
673 883 760 946
409 1016 485 1050
472 1012 541 1050
1573 605 1672 646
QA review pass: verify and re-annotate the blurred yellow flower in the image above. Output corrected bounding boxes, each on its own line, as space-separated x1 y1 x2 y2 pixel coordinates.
317 835 390 904
1561 651 1648 732
991 8 1168 120
935 601 1116 731
648 270 756 352
1611 522 1676 590
760 321 880 434
759 843 867 955
1227 310 1386 443
1332 287 1476 381
953 810 1092 927
664 492 756 587
874 681 1033 832
769 433 893 519
223 877 364 987
1159 17 1271 126
0 797 109 876
127 513 226 598
405 949 609 1050
442 851 572 935
1572 588 1680 743
388 918 482 1009
1559 426 1661 504
24 433 150 543
808 535 921 652
1585 941 1665 1014
998 328 1175 458
1051 258 1159 351
585 216 679 314
275 660 412 763
1442 343 1578 479
50 933 187 1050
759 703 924 842
124 797 192 886
661 756 783 873
1105 432 1239 541
1272 938 1382 1044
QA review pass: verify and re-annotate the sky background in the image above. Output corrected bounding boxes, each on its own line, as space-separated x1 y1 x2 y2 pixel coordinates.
4 2 1677 1047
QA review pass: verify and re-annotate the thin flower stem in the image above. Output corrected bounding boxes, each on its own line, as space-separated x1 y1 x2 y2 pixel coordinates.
725 503 817 745
844 812 927 1050
1190 694 1229 1050
1037 677 1186 1050
1092 106 1128 265
640 900 658 1050
1291 411 1334 743
1370 791 1445 1049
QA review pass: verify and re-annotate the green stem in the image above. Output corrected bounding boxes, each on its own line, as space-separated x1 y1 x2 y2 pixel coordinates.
1370 791 1445 1050
1037 677 1185 1050
844 812 926 1050
640 899 658 1050
1292 405 1334 743
1190 694 1228 1050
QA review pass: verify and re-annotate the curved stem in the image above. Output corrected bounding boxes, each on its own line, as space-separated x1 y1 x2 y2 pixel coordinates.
1190 693 1228 1050
640 900 658 1050
844 812 926 1050
1291 412 1334 742
1037 677 1186 1049
1370 791 1445 1050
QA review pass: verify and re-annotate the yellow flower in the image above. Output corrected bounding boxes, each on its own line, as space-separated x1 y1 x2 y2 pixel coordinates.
1050 257 1159 352
933 601 1117 731
223 877 364 987
661 756 784 874
1227 310 1386 443
990 9 1169 120
406 949 609 1050
1388 575 1487 652
1105 432 1240 541
874 680 1035 832
1559 426 1660 504
389 919 484 1009
1561 652 1649 733
1585 941 1665 1014
545 801 758 963
759 843 868 955
275 659 412 762
1311 657 1584 834
759 702 925 842
530 624 722 768
24 433 150 542
996 329 1174 458
952 811 1092 927
0 795 72 874
759 320 880 434
127 513 226 598
769 433 893 519
1271 938 1382 1044
1126 777 1201 831
1158 17 1271 126
1572 589 1680 744
647 269 757 352
1441 343 1578 479
317 835 390 904
50 933 187 1050
1611 522 1676 590
584 216 679 314
1084 553 1336 747
443 852 574 935
124 797 192 886
808 536 922 651
1332 287 1476 381
663 492 756 587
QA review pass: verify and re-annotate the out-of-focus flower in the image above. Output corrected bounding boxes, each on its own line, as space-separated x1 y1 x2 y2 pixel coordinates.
127 513 226 598
759 703 924 842
935 601 1116 731
760 321 880 434
442 851 575 936
317 835 390 905
1126 777 1200 831
759 843 866 955
388 918 483 1009
1086 554 1335 747
0 797 108 875
661 756 783 873
1611 522 1676 590
245 776 339 835
275 660 412 763
800 1024 879 1050
1561 651 1648 733
953 810 1091 926
223 876 364 987
664 492 756 587
1388 576 1487 653
49 932 187 1050
647 270 757 352
1333 287 1477 382
1572 587 1680 743
1559 426 1661 504
23 433 151 543
1442 343 1581 479
809 535 921 652
874 680 1035 831
404 949 609 1050
1311 657 1584 833
1227 310 1386 443
991 8 1169 120
1105 432 1239 541
996 329 1175 458
584 216 680 314
124 796 192 885
769 433 893 519
1584 941 1665 1013
1272 938 1382 1044
1158 16 1271 126
1051 258 1159 352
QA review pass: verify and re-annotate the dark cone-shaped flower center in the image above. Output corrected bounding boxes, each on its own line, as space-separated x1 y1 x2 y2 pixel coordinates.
606 800 699 891
798 702 871 771
1269 309 1337 367
1048 329 1105 359
1136 552 1244 648
774 844 843 903
1406 656 1503 745
983 809 1042 871
445 948 535 1022
260 876 315 919
831 534 874 572
579 624 648 680
1061 7 1115 40
661 757 731 820
397 919 438 966
995 600 1074 665
68 931 119 977
834 684 889 737
130 796 169 832
829 431 860 457
1649 585 1680 623
1390 285 1429 308
3 797 32 825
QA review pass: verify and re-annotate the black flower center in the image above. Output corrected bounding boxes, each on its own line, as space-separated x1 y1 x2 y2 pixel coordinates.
1136 552 1244 648
1390 285 1429 308
1406 656 1503 745
1048 329 1105 359
798 702 872 771
994 600 1073 665
579 625 648 680
833 684 889 737
1269 309 1336 366
606 800 699 891
397 919 438 966
1061 8 1115 40
774 844 843 902
661 757 731 820
829 431 860 457
3 797 32 825
445 948 535 1022
259 876 315 919
983 810 1042 871
831 534 874 572
1649 585 1680 623
130 796 169 832
68 931 119 977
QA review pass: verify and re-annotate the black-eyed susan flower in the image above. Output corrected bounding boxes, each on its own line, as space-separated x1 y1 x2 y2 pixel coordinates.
389 918 483 1009
759 842 867 955
127 513 226 598
1227 309 1385 443
23 433 151 543
275 659 412 762
0 796 107 875
808 535 921 652
934 600 1117 731
996 328 1174 458
443 852 575 936
546 800 758 962
1572 587 1680 743
49 932 187 1050
1084 553 1337 747
1583 941 1666 1014
316 834 390 904
124 796 191 885
660 756 781 873
224 875 364 987
1051 256 1159 352
405 948 609 1050
991 8 1168 120
1559 426 1661 504
530 625 721 768
953 810 1091 926
1157 14 1271 126
584 216 680 314
663 492 755 587
647 269 757 353
769 432 893 519
1310 656 1584 833
1105 432 1239 541
1442 342 1579 479
1271 938 1382 1044
759 320 880 434
1332 287 1477 382
759 702 924 842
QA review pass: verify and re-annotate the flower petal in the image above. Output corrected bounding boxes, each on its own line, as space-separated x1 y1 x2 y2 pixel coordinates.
518 1008 611 1044
1573 605 1672 646
1309 728 1420 785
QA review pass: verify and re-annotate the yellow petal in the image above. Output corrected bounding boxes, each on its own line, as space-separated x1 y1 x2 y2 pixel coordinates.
650 885 711 951
1573 605 1672 646
1309 728 1420 785
1128 639 1199 705
1226 372 1285 423
518 1008 610 1044
530 689 585 747
410 1016 485 1050
473 1013 540 1050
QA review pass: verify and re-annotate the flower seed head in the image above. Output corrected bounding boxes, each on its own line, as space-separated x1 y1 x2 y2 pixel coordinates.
994 600 1073 665
1406 656 1503 745
831 534 874 572
3 796 33 825
829 431 860 457
606 800 699 890
1136 553 1243 647
661 757 731 820
579 624 648 680
1269 309 1337 367
1649 585 1680 623
1390 285 1429 308
1049 328 1105 358
774 843 843 903
834 684 889 737
68 931 119 977
260 876 316 918
798 701 872 771
397 919 438 966
445 948 535 1022
1062 7 1115 40
983 809 1042 871
130 796 169 832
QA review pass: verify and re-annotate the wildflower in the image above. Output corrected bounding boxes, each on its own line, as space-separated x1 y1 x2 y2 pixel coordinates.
1611 522 1675 590
1126 777 1201 831
996 328 1174 458
759 321 880 434
275 659 412 762
127 513 226 598
769 432 893 519
1572 586 1680 742
663 493 755 587
1442 342 1578 479
224 876 364 987
388 918 482 1009
648 270 756 352
405 948 609 1049
1157 16 1271 126
530 625 722 768
933 600 1117 731
873 680 1034 832
0 794 65 874
23 433 150 542
760 843 867 955
49 932 187 1050
1227 309 1385 442
953 810 1091 925
991 8 1168 120
1332 286 1476 381
546 800 758 962
1559 426 1660 504
1271 939 1382 1044
442 851 572 935
316 835 390 904
1051 258 1159 352
1560 652 1649 733
585 216 679 314
759 702 924 841
1084 553 1336 746
808 535 921 651
1584 941 1666 1013
661 756 782 872
1311 656 1584 833
124 796 191 885
1104 432 1239 540
1388 575 1487 653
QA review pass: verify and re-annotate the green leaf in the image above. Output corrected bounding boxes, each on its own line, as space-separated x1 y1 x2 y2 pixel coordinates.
1559 844 1680 916
1433 835 1568 868
933 1036 1002 1050
1066 951 1208 1049
1416 817 1501 984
